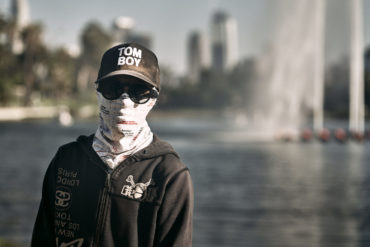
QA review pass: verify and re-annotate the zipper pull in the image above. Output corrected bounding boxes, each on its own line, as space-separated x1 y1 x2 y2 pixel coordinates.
106 170 112 188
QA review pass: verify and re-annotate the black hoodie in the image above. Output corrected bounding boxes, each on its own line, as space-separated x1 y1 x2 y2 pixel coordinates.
31 134 193 247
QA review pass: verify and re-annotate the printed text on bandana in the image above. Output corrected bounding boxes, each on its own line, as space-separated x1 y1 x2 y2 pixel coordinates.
117 46 142 66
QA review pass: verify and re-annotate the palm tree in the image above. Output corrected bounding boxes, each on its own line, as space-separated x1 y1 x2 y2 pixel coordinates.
21 23 46 106
75 21 111 93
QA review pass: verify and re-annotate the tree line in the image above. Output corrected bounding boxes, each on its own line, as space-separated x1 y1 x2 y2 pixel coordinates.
0 13 111 109
0 13 369 120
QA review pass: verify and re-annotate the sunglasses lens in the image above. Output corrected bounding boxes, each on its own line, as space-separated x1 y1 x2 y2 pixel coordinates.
97 81 158 103
97 82 122 100
130 85 152 104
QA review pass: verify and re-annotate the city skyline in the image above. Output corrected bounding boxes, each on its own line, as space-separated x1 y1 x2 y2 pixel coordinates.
210 10 239 71
1 0 370 75
187 31 209 82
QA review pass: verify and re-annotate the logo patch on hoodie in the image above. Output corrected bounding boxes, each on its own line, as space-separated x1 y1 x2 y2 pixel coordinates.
55 186 72 210
121 175 151 199
56 237 84 247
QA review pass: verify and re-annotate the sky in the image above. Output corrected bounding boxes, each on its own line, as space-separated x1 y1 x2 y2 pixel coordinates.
1 0 370 75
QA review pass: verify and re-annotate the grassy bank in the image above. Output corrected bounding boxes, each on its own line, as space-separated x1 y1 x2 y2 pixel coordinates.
0 239 26 247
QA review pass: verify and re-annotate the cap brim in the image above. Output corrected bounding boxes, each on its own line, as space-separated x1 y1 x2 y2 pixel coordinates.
96 70 157 89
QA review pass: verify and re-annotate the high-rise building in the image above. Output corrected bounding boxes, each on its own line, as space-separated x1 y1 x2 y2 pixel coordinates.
10 0 31 53
111 16 152 49
187 31 209 82
111 16 135 46
210 11 238 71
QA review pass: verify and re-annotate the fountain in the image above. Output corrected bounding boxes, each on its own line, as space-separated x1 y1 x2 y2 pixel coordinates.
313 0 325 134
252 0 326 140
249 0 366 142
349 0 365 137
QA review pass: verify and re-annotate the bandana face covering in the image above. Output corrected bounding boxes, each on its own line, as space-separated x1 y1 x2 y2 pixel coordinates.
93 91 156 169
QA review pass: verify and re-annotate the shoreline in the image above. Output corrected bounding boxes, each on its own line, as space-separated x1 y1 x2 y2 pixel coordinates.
0 106 223 122
0 106 60 121
0 106 369 128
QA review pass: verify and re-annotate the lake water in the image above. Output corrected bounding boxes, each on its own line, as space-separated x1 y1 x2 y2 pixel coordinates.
0 118 369 247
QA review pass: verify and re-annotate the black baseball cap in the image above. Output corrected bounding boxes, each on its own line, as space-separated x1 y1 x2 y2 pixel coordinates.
95 42 160 90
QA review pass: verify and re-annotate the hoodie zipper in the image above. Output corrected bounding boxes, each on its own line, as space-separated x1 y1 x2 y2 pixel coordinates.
92 170 112 246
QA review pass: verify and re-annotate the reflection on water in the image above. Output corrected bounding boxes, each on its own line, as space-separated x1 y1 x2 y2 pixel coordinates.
181 141 369 247
0 119 369 246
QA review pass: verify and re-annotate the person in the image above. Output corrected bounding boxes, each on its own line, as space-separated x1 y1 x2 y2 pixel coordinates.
31 42 194 247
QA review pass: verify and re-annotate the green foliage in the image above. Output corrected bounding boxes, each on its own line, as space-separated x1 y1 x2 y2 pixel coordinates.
0 45 21 104
227 59 256 109
42 48 77 100
72 21 112 95
0 17 107 107
158 59 256 110
80 21 111 67
0 238 26 247
0 13 368 121
21 22 48 105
